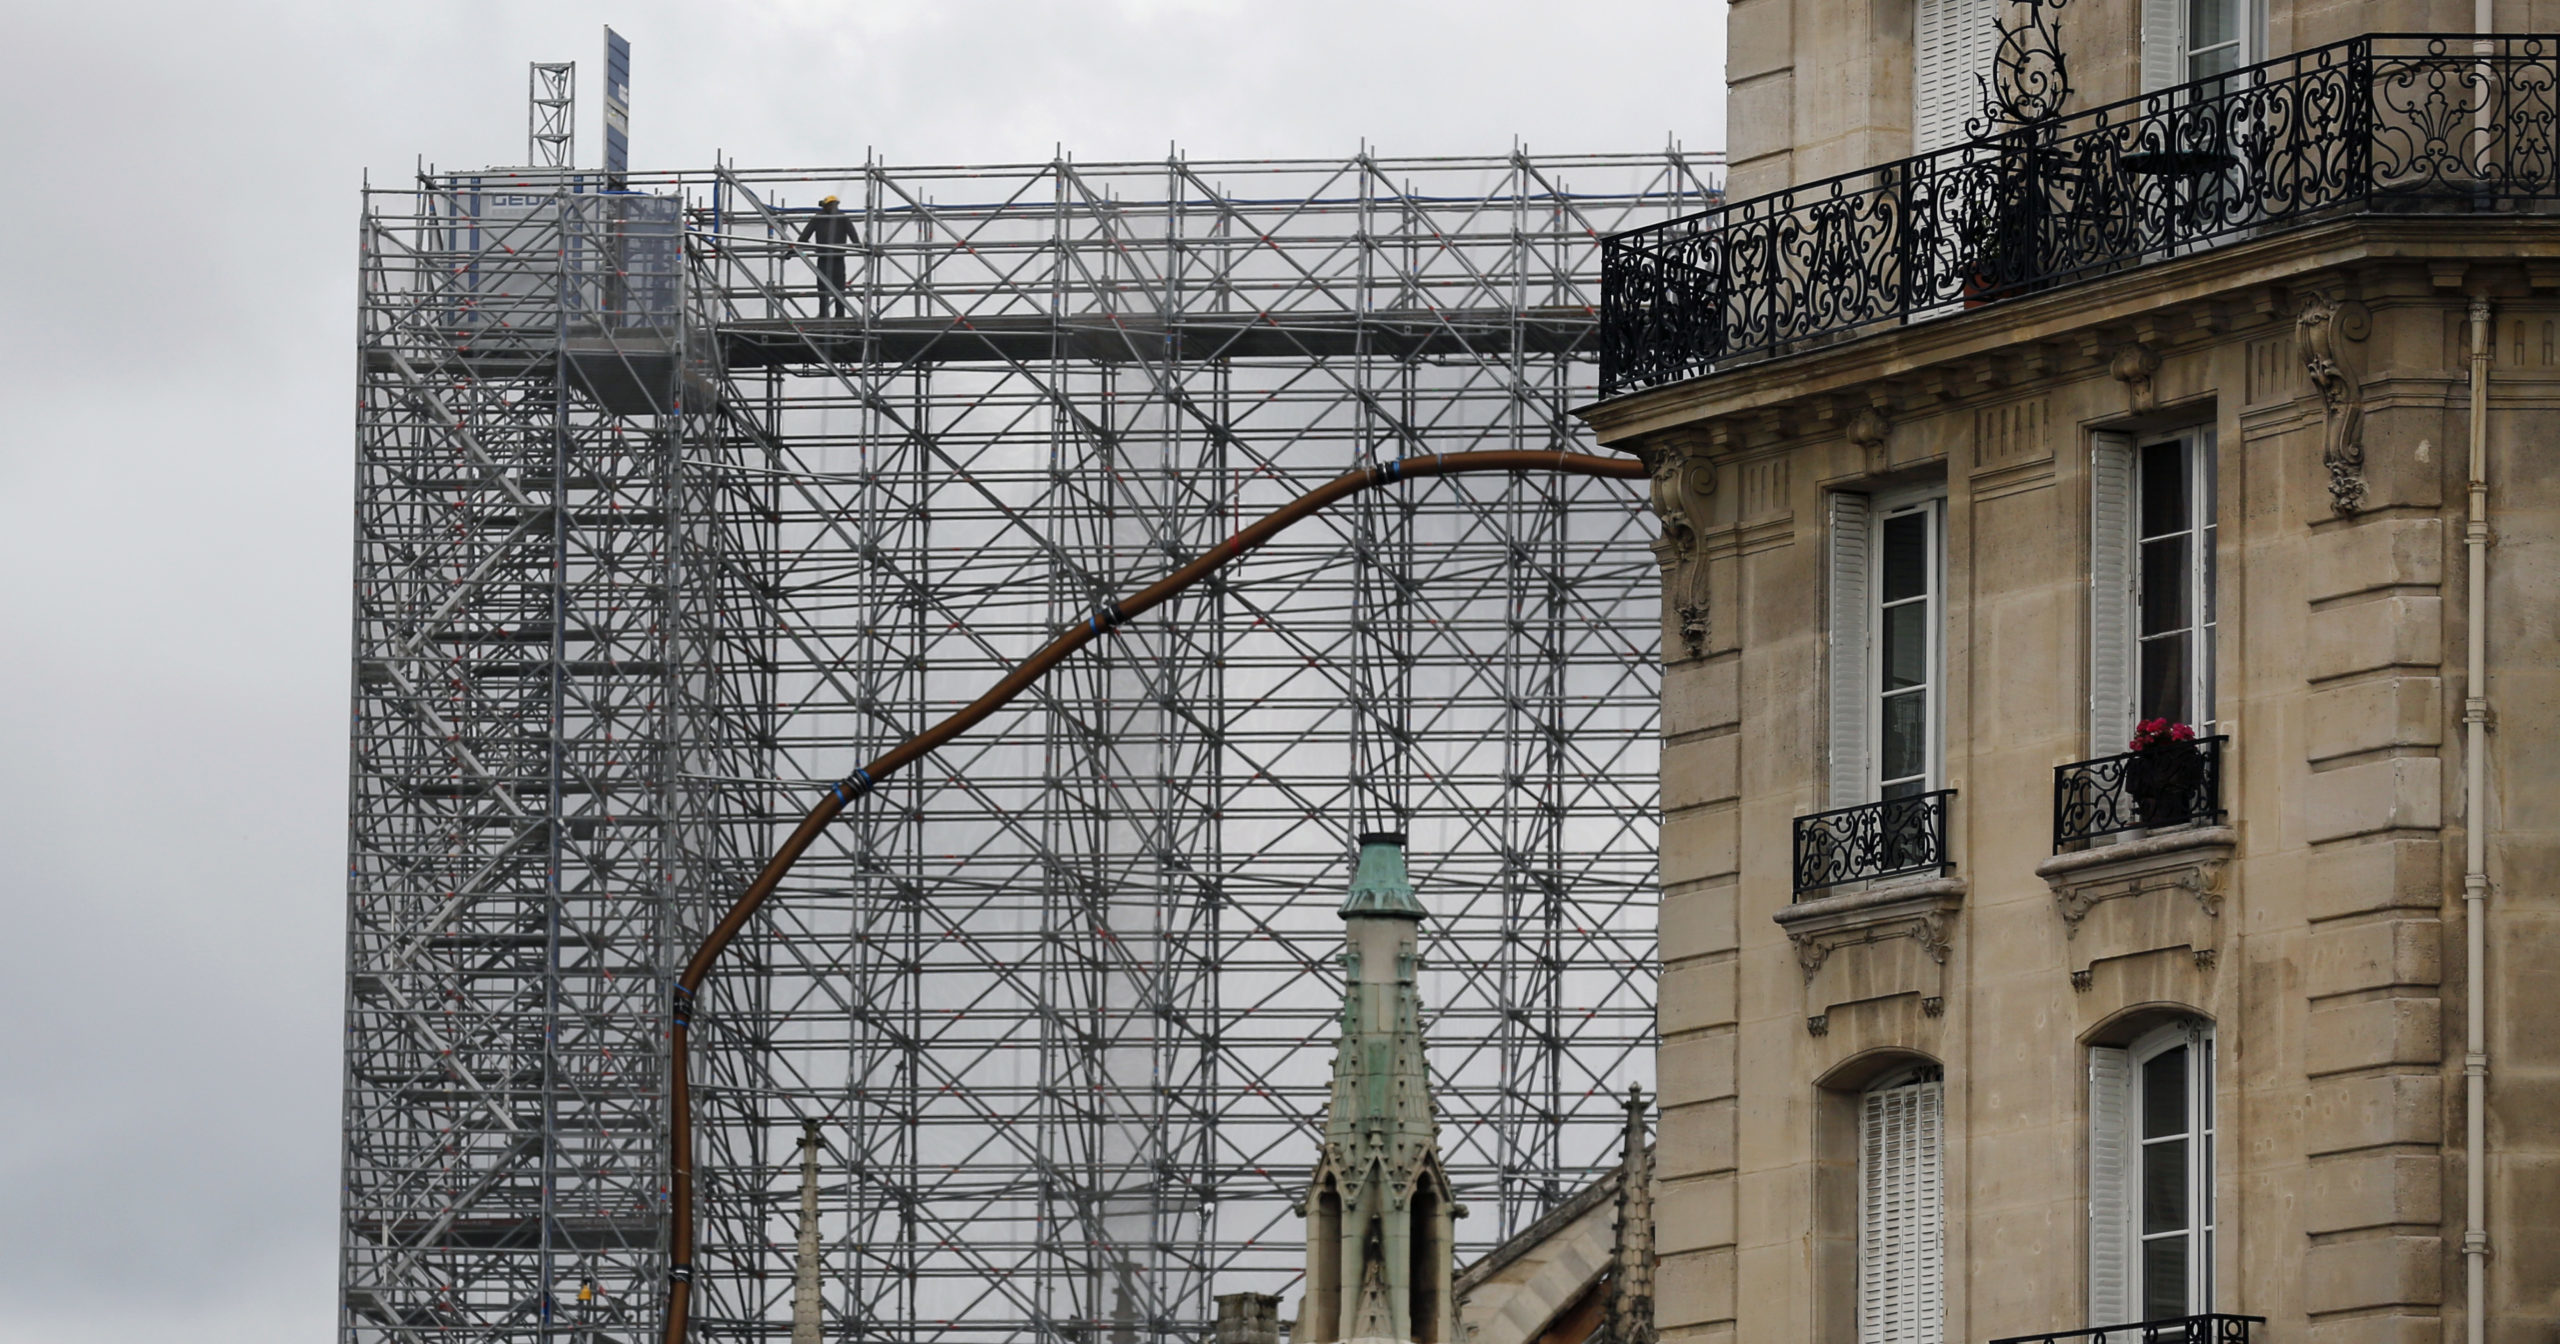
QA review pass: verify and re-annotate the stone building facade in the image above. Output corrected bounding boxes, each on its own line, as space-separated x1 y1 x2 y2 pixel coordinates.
1582 4 2560 1344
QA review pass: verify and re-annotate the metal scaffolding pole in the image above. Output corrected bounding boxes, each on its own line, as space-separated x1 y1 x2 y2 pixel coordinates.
346 166 725 1338
346 147 1719 1344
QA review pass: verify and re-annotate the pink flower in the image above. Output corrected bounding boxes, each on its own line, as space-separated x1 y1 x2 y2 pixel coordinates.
2129 719 2201 752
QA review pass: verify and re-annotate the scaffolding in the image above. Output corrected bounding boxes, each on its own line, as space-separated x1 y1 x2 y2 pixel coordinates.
346 148 1719 1344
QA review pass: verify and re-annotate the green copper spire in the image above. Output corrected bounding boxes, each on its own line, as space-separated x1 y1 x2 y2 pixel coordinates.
1298 832 1454 1344
1338 832 1427 920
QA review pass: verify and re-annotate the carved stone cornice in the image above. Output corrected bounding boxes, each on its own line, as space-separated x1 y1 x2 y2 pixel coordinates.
2294 293 2371 514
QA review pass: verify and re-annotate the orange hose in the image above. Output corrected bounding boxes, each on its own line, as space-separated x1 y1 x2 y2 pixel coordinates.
661 448 1646 1341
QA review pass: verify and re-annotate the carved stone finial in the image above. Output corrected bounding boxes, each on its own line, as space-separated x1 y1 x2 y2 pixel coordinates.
2295 295 2368 514
2110 342 2160 413
792 1121 824 1344
1602 1086 1658 1344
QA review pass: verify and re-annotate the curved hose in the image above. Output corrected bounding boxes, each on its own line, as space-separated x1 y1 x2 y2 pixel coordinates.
661 448 1647 1342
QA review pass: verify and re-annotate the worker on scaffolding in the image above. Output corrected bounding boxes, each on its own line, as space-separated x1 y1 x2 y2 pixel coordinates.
798 194 854 318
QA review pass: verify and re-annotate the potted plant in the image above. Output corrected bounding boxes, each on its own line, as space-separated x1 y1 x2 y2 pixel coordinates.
1956 199 2010 308
2123 718 2204 828
1952 136 2057 308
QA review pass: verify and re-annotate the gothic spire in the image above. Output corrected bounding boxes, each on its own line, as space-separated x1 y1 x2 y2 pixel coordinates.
1603 1086 1656 1344
1299 834 1455 1344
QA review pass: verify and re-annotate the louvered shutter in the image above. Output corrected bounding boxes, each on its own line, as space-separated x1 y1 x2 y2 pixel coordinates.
1860 1080 1946 1344
1916 0 2000 151
2088 1047 2134 1328
2089 434 2136 756
1829 493 1874 807
2140 0 2185 92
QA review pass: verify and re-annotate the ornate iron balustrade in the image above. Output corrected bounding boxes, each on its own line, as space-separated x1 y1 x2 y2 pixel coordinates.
1793 789 1955 896
1601 33 2560 395
2054 735 2227 849
1990 1313 2266 1344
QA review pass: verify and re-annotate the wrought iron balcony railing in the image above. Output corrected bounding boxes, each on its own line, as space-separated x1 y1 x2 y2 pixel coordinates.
1601 33 2560 395
1991 1313 2266 1344
1793 789 1955 896
2053 735 2227 849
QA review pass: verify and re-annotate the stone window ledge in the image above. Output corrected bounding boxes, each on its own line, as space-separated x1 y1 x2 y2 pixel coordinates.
1773 875 1968 939
2034 825 2235 983
1773 876 1967 1031
2036 824 2237 887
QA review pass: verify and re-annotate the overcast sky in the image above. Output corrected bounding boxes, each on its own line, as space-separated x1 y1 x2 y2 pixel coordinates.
0 4 1721 1339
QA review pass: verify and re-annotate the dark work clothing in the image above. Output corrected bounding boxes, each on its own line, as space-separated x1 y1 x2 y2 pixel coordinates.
799 205 855 317
799 206 856 248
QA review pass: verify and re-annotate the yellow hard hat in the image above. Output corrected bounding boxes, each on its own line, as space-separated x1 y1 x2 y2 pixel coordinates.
819 194 840 206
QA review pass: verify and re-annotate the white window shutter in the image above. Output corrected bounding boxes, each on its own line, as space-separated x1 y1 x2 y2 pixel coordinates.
2141 0 2185 91
2088 1047 2134 1328
1915 1083 1944 1344
2090 434 2136 755
1916 0 2000 151
1860 1080 1946 1344
1828 493 1874 807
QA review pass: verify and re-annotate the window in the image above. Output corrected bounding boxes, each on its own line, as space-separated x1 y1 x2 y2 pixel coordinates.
1860 1067 1946 1344
1828 493 1945 807
1915 0 1998 152
2135 437 2216 728
2142 0 2259 91
2182 0 2248 81
2091 433 2214 751
2090 1022 2216 1325
1875 502 1941 800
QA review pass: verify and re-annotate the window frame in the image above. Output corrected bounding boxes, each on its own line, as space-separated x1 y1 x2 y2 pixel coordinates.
2181 0 2256 84
2132 430 2217 733
2141 0 2262 92
2091 428 2216 755
2090 1021 2217 1325
1871 493 1945 800
2128 1023 2216 1320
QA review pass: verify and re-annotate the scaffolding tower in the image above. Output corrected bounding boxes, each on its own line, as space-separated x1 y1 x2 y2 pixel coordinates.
346 148 1718 1344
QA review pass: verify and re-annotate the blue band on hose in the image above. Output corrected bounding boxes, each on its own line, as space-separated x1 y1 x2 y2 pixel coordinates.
1090 602 1126 634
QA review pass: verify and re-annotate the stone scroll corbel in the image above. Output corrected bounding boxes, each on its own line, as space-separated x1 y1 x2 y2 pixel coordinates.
2295 294 2371 514
1639 439 1716 661
2110 342 2160 413
1846 404 1891 473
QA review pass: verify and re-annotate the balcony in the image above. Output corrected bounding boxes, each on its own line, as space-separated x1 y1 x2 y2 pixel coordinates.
1793 789 1955 895
1600 33 2560 396
1991 1315 2266 1344
2053 736 2227 850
